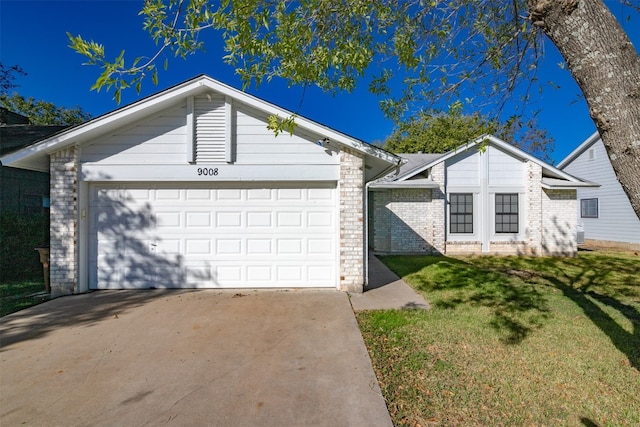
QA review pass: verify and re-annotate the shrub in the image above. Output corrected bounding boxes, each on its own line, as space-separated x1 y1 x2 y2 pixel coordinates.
0 211 49 282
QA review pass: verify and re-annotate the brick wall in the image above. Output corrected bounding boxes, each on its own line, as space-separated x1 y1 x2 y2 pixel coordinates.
541 189 577 255
371 190 391 252
370 189 435 254
339 147 364 292
49 147 78 297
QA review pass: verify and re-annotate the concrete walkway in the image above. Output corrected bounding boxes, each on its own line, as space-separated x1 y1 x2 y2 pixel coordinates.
349 254 430 311
1 290 392 427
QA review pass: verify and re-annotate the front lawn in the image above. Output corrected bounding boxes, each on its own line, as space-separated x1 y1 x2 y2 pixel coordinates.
356 251 640 426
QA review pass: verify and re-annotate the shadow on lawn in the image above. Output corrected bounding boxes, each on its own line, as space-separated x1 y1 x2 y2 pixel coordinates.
518 255 640 371
380 256 551 345
381 253 640 369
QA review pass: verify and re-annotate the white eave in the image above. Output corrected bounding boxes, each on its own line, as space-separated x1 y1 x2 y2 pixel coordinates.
1 75 402 173
369 178 440 190
556 131 600 169
541 177 600 189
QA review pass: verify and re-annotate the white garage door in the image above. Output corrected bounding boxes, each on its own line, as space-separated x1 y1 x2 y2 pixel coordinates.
89 183 338 289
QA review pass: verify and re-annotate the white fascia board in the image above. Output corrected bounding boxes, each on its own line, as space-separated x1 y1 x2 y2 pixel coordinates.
556 131 600 169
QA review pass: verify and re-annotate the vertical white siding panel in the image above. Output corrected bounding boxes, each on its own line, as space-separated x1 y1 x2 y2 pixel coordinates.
186 96 195 163
487 145 525 187
225 96 234 163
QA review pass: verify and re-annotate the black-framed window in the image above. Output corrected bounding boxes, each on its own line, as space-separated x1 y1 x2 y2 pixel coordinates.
495 193 519 233
450 193 473 233
581 198 598 218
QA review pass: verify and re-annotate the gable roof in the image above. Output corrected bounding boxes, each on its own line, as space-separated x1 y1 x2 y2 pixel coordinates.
0 75 401 174
556 131 600 169
373 134 597 189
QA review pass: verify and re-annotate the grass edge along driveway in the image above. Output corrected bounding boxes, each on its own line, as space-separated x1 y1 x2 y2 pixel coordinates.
356 251 640 427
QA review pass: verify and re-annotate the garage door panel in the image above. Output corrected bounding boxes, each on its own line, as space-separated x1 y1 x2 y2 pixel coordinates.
185 239 212 255
247 239 272 255
308 239 333 254
185 211 212 227
246 211 272 227
247 188 272 200
216 188 242 200
215 238 242 255
89 183 337 289
277 212 303 227
216 211 242 227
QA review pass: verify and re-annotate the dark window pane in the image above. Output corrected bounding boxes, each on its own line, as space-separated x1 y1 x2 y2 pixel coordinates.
495 193 518 233
450 193 473 234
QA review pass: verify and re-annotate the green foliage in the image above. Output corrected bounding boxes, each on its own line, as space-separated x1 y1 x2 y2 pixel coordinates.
0 93 91 125
69 0 542 118
384 103 555 161
0 212 49 282
384 103 498 154
266 114 298 136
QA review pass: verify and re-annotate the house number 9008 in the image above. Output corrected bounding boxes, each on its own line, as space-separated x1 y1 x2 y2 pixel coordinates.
197 168 219 176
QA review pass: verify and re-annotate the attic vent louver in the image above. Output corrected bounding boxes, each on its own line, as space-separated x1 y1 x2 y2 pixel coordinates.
195 94 226 163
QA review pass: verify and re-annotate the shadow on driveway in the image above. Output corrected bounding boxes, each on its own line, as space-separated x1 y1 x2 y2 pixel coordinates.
1 289 392 427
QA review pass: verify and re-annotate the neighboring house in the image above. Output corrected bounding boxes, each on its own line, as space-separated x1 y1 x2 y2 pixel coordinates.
368 135 597 256
557 132 640 249
0 108 68 215
1 75 402 297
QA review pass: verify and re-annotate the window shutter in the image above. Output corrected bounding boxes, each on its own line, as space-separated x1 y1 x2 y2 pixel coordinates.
195 95 226 163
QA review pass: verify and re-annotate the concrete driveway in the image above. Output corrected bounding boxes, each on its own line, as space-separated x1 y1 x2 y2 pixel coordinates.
1 290 392 427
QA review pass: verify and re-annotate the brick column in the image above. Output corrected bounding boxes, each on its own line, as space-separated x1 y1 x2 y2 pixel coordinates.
430 163 446 254
526 161 543 255
541 189 578 255
339 148 364 292
50 147 78 297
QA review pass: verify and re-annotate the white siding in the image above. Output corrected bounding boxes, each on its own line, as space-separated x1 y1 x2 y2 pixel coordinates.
487 145 525 188
561 138 640 244
445 148 479 187
234 104 339 165
80 104 187 164
80 90 338 173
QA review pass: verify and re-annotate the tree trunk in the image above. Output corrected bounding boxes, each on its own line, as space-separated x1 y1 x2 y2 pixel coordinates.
528 0 640 219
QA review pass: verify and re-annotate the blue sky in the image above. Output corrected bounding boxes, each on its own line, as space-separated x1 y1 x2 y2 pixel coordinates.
1 0 639 163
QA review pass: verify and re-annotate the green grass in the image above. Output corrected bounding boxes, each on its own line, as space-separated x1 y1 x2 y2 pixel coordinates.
356 251 640 427
0 281 49 317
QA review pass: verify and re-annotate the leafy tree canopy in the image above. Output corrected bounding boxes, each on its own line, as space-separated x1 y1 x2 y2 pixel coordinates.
1 93 92 126
68 0 548 119
384 102 554 162
67 0 640 216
